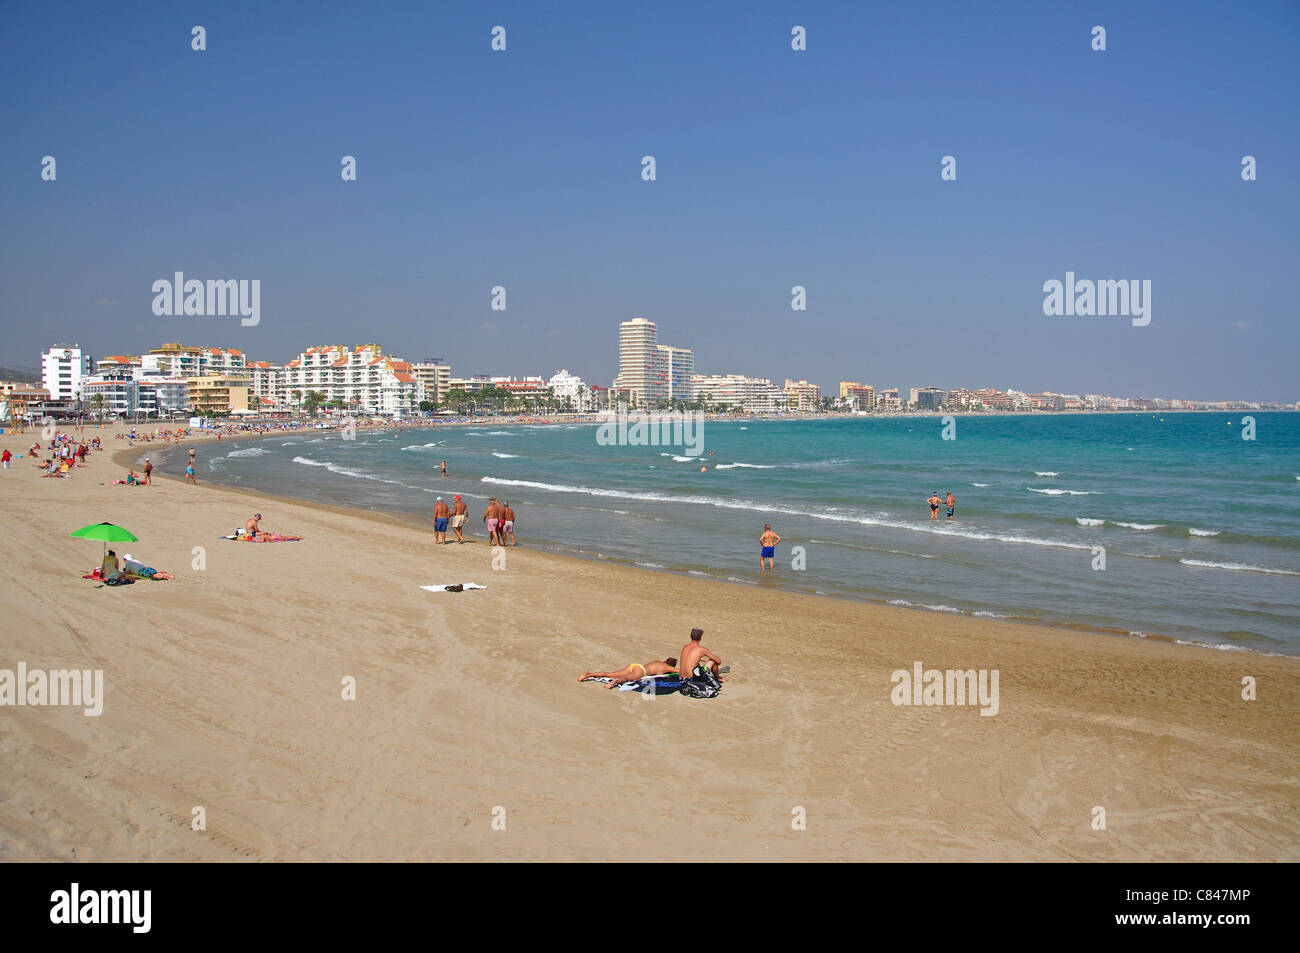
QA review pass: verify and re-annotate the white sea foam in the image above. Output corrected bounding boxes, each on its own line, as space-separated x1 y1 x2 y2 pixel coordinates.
889 599 962 614
479 477 1094 551
225 447 269 458
1188 528 1220 537
491 452 519 458
714 462 776 470
670 455 698 462
1034 471 1060 477
292 456 433 493
970 482 990 487
1179 558 1300 576
401 441 444 451
1075 518 1106 527
1028 487 1092 496
789 458 852 469
1114 521 1164 530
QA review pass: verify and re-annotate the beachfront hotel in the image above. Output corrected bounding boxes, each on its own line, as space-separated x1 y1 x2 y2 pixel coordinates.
612 318 695 408
186 374 251 415
40 344 93 402
659 345 696 403
692 373 785 413
142 342 247 379
282 344 423 415
547 369 591 411
840 381 876 411
784 378 822 411
412 360 453 406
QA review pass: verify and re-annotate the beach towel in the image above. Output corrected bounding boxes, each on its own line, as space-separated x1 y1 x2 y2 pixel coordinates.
581 674 683 695
219 534 302 542
419 583 487 593
618 674 683 695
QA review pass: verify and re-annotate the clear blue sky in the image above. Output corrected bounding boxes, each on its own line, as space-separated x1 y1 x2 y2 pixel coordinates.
1 0 1296 400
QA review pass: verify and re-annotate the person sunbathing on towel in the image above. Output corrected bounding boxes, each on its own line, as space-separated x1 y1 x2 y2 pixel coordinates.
578 658 678 689
121 554 175 580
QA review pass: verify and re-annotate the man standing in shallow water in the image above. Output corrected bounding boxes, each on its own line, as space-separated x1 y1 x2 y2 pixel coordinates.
759 523 781 572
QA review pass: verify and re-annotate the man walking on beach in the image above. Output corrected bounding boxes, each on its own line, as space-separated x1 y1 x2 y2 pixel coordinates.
433 496 450 544
927 491 942 519
143 458 153 485
501 501 516 545
759 523 781 572
451 495 469 543
189 447 196 468
484 497 501 545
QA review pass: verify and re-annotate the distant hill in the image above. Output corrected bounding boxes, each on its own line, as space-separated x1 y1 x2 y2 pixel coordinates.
0 367 41 384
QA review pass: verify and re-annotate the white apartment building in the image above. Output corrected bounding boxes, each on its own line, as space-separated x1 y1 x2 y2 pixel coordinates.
547 369 590 411
244 361 285 409
41 345 93 402
283 344 422 416
613 317 695 408
691 374 784 414
613 317 666 407
141 343 246 379
81 376 138 417
658 345 695 403
139 377 192 416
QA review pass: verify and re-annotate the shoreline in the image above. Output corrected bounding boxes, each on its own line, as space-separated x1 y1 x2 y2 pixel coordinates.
121 433 1300 661
3 419 1297 861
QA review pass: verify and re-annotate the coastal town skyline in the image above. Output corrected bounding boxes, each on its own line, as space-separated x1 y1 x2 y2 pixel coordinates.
7 318 1296 423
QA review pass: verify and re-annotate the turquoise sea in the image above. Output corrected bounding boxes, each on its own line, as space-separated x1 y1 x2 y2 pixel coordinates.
162 412 1300 655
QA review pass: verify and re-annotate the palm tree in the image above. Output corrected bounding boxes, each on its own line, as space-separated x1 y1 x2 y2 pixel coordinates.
302 390 325 416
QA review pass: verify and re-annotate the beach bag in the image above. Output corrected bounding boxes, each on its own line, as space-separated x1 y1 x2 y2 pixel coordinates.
679 667 722 699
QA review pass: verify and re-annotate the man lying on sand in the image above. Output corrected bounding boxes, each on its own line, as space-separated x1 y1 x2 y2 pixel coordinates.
579 658 679 689
121 554 175 580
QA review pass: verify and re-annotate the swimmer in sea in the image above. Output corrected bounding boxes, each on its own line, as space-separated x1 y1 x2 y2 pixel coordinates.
927 492 942 520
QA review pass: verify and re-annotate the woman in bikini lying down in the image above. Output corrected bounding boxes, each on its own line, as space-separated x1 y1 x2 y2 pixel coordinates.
578 658 679 689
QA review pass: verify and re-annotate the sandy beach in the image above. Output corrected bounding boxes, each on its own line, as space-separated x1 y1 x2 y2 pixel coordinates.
0 422 1296 862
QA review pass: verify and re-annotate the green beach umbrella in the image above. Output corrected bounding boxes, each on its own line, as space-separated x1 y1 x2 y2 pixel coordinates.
70 521 139 559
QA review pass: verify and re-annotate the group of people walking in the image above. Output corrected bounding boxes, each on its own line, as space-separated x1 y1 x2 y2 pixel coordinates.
431 495 515 545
